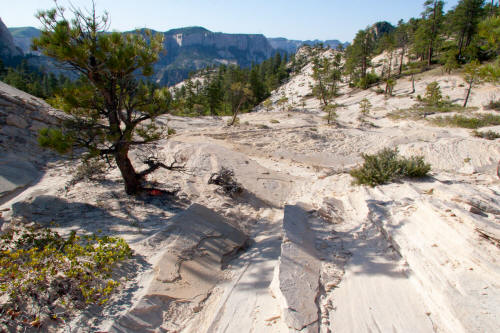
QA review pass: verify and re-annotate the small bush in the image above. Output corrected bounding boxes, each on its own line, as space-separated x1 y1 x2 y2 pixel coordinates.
424 81 443 106
431 114 500 129
350 148 431 186
485 100 500 111
359 98 372 116
356 72 379 89
270 119 280 124
473 130 500 140
0 225 132 330
208 167 243 197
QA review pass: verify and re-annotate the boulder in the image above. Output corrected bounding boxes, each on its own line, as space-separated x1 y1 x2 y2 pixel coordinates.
317 197 344 224
6 114 28 129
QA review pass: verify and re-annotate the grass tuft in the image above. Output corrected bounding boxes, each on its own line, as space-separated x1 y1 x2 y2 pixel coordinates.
431 114 500 129
472 130 500 140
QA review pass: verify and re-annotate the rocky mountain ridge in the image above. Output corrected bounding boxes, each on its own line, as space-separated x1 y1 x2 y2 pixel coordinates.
268 37 349 53
6 25 348 85
152 26 275 85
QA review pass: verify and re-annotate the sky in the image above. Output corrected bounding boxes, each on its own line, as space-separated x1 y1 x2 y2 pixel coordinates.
1 0 461 42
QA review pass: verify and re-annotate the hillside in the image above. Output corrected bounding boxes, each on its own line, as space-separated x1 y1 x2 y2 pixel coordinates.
8 26 40 54
1 46 499 331
268 37 349 53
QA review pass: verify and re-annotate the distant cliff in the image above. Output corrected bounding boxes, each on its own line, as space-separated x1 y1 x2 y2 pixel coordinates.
370 21 396 40
0 18 23 62
153 27 275 85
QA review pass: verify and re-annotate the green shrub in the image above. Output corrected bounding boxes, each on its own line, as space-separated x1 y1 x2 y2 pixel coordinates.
0 225 132 330
356 72 379 89
473 130 500 140
431 114 500 128
350 148 431 186
270 119 280 124
388 103 471 120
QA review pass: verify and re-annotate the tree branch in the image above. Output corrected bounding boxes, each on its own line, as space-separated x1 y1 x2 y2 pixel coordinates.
138 158 185 179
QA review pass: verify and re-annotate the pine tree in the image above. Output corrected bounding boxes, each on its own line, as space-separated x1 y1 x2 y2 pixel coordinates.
452 0 485 59
249 66 267 103
227 82 252 126
478 14 500 57
416 0 445 66
395 20 410 75
206 75 224 116
311 53 343 123
33 2 172 195
462 60 481 106
345 29 374 88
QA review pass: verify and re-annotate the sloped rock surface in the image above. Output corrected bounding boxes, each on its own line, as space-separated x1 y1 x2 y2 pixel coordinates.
0 81 62 202
110 204 248 332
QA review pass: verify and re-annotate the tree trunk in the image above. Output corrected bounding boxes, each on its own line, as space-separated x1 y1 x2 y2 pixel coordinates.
115 145 141 195
427 44 433 67
229 99 244 126
428 0 437 67
229 111 239 126
399 47 405 75
411 74 415 94
385 52 393 95
463 81 473 107
458 35 464 59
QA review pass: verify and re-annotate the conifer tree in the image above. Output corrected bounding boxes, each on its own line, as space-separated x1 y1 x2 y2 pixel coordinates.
395 20 410 75
33 1 172 195
452 0 485 59
311 53 343 123
227 82 252 126
416 0 445 66
346 29 375 87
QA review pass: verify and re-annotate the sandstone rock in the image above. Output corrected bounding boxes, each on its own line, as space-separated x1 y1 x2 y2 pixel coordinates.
458 164 476 175
0 155 38 199
6 114 28 129
0 125 29 138
111 204 248 332
270 204 320 332
29 120 48 132
317 197 344 223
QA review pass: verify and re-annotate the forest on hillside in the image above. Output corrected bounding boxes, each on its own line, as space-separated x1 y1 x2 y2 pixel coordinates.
1 0 499 118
